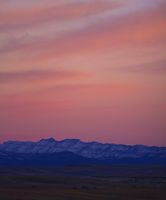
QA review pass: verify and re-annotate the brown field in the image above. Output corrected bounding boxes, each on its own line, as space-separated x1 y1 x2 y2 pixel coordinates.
0 174 166 200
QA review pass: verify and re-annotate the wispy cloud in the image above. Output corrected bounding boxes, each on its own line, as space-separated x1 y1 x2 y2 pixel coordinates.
112 59 166 74
0 0 165 58
123 60 166 74
0 69 88 83
0 0 165 145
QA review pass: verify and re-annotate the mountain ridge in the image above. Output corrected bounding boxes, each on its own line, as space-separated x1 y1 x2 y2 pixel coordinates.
0 138 166 161
2 137 166 147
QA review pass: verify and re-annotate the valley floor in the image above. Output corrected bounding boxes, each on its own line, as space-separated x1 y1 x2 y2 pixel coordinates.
0 165 166 200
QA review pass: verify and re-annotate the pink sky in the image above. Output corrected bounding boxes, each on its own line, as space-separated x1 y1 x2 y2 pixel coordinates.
0 0 166 146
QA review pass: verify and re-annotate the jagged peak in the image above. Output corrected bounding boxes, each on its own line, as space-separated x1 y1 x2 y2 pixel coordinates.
61 138 81 143
39 137 56 143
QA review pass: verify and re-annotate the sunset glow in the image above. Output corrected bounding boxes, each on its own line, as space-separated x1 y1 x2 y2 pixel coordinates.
0 0 166 145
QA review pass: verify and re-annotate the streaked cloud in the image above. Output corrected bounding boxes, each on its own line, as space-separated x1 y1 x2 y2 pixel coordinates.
0 0 165 145
0 69 88 83
1 0 165 56
114 60 166 74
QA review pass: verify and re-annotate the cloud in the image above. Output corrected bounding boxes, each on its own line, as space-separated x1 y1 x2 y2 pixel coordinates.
0 69 88 83
118 60 166 74
0 0 165 60
0 1 115 32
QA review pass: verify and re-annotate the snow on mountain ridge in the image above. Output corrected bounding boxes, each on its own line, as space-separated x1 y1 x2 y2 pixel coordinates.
0 138 166 159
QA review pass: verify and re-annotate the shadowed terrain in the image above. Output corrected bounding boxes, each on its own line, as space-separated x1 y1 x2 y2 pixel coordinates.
0 165 166 200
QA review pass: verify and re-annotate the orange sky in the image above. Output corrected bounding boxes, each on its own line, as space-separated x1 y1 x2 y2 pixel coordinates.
0 0 166 146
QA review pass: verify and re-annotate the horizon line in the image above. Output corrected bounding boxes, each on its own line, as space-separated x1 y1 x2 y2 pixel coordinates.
1 137 166 148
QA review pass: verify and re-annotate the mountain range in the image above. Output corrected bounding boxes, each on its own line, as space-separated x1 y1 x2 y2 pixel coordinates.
0 138 166 166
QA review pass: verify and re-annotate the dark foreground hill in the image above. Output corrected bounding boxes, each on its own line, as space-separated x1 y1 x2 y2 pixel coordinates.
0 151 100 167
0 168 166 200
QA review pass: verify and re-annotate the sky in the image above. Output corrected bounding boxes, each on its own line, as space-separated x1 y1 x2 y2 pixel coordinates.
0 0 166 146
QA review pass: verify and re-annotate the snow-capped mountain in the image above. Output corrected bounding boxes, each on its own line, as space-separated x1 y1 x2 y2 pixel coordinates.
0 138 166 161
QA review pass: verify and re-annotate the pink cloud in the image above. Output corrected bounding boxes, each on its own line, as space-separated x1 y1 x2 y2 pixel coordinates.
0 0 165 145
0 69 89 83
